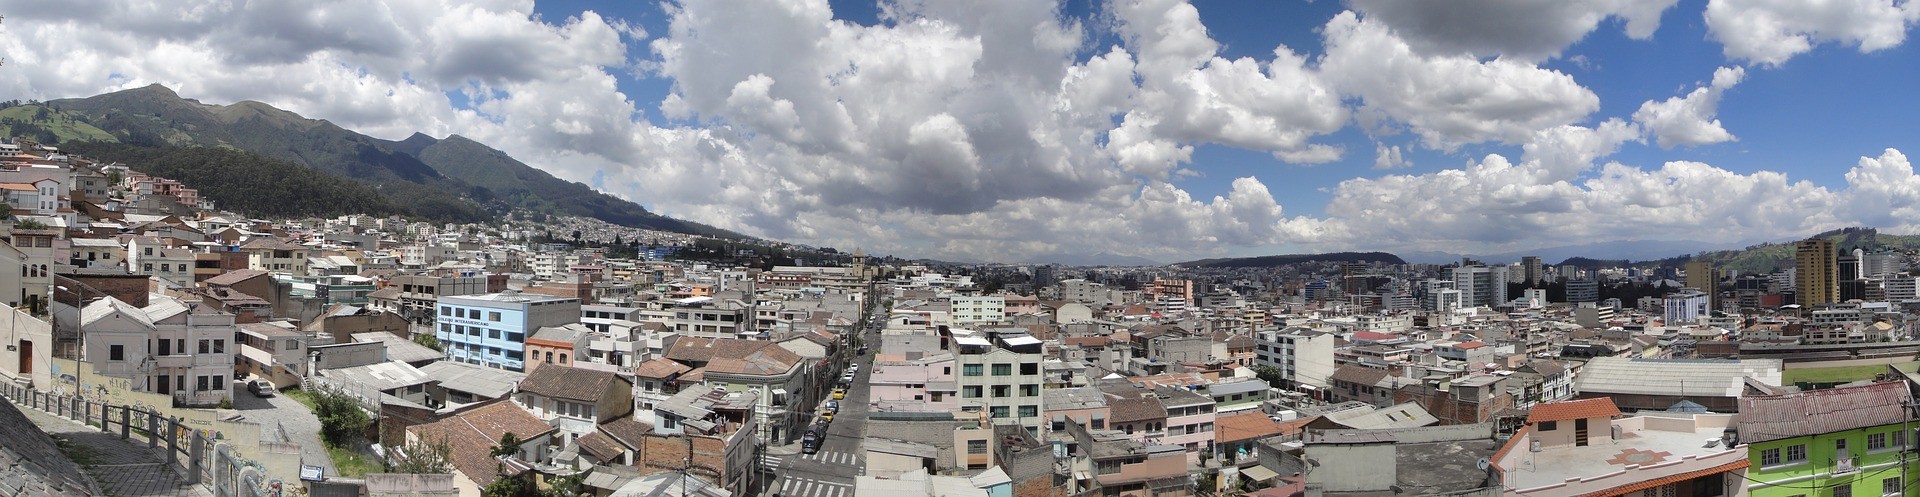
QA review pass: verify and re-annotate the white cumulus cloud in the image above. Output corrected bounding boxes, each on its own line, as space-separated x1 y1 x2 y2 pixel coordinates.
1633 66 1745 149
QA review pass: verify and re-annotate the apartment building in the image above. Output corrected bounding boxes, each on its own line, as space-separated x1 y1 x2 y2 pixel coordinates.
1253 327 1336 391
435 291 581 371
954 329 1046 436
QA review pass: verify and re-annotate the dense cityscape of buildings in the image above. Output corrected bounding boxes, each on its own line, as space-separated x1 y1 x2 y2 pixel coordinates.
4 141 1920 497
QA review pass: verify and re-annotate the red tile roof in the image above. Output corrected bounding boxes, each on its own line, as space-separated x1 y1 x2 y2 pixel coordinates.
1215 411 1284 443
1526 398 1621 424
1568 459 1750 497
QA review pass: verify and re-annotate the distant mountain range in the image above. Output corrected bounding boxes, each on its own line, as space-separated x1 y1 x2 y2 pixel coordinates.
1174 251 1405 268
1027 252 1162 267
1399 239 1737 265
20 84 740 238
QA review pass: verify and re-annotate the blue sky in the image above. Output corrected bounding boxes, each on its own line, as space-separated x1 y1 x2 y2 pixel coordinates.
6 0 1919 262
517 0 1917 222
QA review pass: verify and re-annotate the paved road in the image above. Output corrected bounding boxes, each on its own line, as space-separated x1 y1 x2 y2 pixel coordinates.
770 324 878 497
229 386 337 476
18 400 206 497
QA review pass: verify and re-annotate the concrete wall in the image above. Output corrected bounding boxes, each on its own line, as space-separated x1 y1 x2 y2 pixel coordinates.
0 305 54 389
1304 442 1398 493
312 341 388 370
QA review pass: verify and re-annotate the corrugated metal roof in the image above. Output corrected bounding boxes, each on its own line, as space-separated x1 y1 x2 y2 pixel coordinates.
1575 357 1782 397
1737 380 1911 444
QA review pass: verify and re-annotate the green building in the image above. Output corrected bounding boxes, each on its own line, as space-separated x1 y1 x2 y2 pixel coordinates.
1739 380 1917 497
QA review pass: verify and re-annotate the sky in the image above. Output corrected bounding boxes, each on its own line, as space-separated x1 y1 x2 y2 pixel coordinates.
0 0 1917 263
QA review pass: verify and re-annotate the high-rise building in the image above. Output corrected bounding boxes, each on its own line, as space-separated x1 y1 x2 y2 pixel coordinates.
1683 260 1715 311
1521 256 1543 285
1794 238 1837 306
1451 265 1509 308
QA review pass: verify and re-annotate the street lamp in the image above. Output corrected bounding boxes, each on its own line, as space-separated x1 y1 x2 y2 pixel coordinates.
54 281 96 396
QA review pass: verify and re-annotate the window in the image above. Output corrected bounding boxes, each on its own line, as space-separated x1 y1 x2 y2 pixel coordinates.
212 340 224 353
1786 444 1807 463
1897 430 1909 450
962 364 983 376
963 386 982 398
1835 485 1852 497
1870 432 1888 450
992 364 1012 376
992 385 1010 398
109 345 124 361
198 340 210 354
990 406 1009 418
489 329 501 339
197 375 210 391
559 353 568 363
441 307 451 316
1021 384 1040 396
1761 448 1781 466
489 311 501 322
441 324 452 333
1020 363 1038 375
1884 478 1902 497
286 340 300 350
967 440 988 454
1018 405 1038 417
143 263 153 272
1539 421 1557 431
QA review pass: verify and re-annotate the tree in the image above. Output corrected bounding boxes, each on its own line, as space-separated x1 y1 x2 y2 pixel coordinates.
1253 366 1285 389
310 386 371 447
491 432 523 458
392 435 453 474
543 472 586 497
482 475 532 497
412 332 442 352
14 218 48 230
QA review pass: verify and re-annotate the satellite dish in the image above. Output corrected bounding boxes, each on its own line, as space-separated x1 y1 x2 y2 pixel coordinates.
1476 457 1491 470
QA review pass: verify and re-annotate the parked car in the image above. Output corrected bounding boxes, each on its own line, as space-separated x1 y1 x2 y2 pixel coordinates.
832 388 846 400
824 400 840 414
801 431 822 454
841 372 856 383
247 379 276 397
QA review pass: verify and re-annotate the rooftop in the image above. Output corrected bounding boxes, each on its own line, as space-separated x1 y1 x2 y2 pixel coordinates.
418 361 526 399
1575 357 1783 398
1505 414 1738 491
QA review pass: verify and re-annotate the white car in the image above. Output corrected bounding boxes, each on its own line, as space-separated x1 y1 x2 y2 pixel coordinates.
841 372 856 383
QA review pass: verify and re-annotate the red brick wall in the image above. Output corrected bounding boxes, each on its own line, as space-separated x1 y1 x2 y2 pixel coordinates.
57 273 150 308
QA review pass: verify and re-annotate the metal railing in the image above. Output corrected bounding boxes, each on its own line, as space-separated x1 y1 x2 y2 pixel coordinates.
0 382 266 497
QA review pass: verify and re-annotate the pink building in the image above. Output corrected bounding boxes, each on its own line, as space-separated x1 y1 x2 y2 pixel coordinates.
868 353 957 413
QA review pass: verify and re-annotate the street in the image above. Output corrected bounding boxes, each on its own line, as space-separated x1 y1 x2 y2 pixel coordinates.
768 320 879 497
229 386 338 476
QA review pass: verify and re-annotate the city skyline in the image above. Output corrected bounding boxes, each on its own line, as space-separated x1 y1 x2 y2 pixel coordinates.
0 0 1916 263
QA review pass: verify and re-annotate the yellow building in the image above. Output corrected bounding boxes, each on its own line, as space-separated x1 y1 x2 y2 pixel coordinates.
1794 238 1835 306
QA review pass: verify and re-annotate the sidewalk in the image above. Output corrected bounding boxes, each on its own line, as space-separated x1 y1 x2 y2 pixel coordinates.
17 403 210 497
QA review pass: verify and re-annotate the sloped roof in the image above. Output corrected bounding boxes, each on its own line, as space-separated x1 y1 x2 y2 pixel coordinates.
1738 380 1911 444
204 269 271 287
704 343 802 376
632 358 692 379
517 365 617 402
1575 357 1782 397
407 401 552 487
1526 398 1621 424
1215 411 1284 443
1106 396 1167 424
82 296 153 329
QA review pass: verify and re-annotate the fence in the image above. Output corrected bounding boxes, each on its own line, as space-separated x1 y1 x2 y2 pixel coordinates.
0 383 271 497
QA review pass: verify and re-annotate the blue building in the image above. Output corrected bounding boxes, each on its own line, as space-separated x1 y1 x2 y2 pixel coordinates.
435 291 581 371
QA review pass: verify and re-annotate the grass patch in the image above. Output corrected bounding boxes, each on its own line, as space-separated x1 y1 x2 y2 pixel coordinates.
52 435 104 467
327 445 380 478
283 388 320 411
1781 364 1897 384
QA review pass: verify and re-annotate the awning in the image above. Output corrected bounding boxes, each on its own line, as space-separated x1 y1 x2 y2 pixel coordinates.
1241 466 1280 482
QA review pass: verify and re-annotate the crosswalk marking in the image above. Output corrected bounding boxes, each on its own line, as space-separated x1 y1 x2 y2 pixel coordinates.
799 451 860 466
776 474 853 497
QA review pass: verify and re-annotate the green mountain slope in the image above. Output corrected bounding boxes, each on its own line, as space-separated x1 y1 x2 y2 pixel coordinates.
39 84 735 237
1663 227 1920 274
63 142 403 218
48 84 486 221
397 133 741 237
0 104 117 143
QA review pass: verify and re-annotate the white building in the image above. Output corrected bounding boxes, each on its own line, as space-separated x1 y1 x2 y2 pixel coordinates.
82 296 236 406
949 295 1006 325
1255 327 1336 391
1451 265 1509 308
1663 291 1710 325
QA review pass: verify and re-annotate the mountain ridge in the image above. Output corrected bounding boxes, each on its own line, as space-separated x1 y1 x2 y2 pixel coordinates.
35 84 738 237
